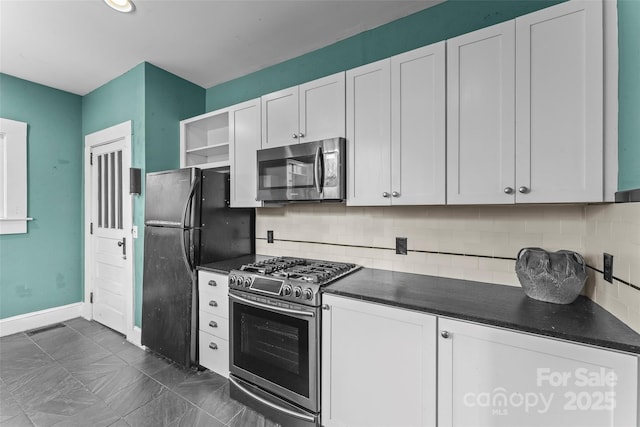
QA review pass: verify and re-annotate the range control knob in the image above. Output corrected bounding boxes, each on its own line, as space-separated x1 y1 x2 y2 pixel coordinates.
293 286 302 298
243 277 252 287
282 284 292 296
303 288 313 300
229 275 236 285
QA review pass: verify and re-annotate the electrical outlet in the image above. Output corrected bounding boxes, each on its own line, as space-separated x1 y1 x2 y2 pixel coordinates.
396 237 407 255
267 230 274 244
603 253 613 283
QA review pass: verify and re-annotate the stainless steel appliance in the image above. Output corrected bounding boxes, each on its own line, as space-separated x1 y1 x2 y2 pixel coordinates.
256 137 346 203
228 257 359 426
141 168 254 368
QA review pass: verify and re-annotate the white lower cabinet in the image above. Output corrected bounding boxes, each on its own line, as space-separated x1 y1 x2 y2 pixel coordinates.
321 294 437 427
197 270 230 378
438 318 638 427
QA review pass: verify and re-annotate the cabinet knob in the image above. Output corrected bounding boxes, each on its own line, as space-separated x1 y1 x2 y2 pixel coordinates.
382 192 390 198
321 304 330 310
209 300 218 307
518 186 529 194
209 321 218 328
441 330 450 339
392 191 400 198
504 187 513 194
208 280 216 287
209 342 218 350
292 133 298 139
298 132 305 138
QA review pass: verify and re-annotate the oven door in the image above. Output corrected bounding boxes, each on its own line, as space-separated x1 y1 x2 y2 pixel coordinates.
229 290 320 413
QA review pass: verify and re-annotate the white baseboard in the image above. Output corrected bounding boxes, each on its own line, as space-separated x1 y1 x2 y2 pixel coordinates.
0 303 84 337
128 326 143 348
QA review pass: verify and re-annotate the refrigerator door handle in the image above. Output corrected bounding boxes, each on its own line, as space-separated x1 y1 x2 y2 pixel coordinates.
182 175 201 230
180 174 200 272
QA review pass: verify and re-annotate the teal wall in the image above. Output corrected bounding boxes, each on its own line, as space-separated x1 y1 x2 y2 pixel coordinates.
145 63 205 173
83 63 204 326
617 0 640 191
205 0 562 111
0 74 83 318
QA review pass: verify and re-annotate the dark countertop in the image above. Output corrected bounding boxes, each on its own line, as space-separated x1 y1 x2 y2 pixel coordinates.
198 254 273 275
324 268 640 355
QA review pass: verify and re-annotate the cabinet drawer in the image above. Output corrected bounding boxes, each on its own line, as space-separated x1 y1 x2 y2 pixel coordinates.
198 330 229 377
199 311 229 341
198 271 228 295
198 291 229 317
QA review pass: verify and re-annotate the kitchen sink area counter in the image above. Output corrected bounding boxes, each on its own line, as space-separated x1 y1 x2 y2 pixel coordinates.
323 268 640 355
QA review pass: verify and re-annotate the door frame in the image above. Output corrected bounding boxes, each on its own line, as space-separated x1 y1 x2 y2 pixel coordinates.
83 121 136 343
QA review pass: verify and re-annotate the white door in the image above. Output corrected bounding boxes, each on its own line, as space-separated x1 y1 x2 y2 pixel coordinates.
261 86 299 148
438 318 638 427
515 0 603 203
447 21 516 205
346 58 392 206
299 71 346 142
85 122 133 336
321 294 437 427
391 42 446 205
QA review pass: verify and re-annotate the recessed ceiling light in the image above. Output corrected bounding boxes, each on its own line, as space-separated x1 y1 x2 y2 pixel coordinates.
104 0 135 13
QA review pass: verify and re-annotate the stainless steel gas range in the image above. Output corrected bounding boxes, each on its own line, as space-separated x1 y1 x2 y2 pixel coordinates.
227 257 359 427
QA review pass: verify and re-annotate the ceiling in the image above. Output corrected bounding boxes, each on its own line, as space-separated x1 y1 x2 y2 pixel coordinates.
0 0 443 96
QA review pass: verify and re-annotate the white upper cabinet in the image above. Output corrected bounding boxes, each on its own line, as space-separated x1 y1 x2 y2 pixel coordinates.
229 99 262 208
515 0 603 203
447 21 516 205
346 58 392 206
438 318 638 427
261 72 345 148
391 42 446 205
181 110 231 169
347 42 446 206
447 0 603 204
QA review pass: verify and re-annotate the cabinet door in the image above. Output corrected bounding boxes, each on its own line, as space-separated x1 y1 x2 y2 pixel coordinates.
321 294 436 427
346 59 392 206
438 318 638 427
230 99 262 208
391 42 446 205
447 21 516 205
299 72 345 142
261 86 299 148
515 0 603 203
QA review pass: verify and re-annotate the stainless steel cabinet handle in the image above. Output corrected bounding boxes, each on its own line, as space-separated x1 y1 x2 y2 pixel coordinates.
208 280 216 287
209 342 218 350
519 186 529 194
382 192 390 198
504 187 513 194
209 300 218 307
441 331 450 339
209 321 218 328
392 191 400 198
292 133 298 139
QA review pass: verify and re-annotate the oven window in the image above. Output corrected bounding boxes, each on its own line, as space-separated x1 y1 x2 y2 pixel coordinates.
233 303 310 398
259 157 315 191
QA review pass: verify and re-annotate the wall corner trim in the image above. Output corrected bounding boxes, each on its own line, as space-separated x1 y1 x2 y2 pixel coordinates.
0 302 84 337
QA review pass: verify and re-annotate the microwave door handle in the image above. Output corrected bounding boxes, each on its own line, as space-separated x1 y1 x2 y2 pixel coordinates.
314 146 323 194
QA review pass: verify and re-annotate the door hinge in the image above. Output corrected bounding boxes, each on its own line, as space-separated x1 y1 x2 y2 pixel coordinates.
90 292 94 304
90 153 93 165
90 223 93 235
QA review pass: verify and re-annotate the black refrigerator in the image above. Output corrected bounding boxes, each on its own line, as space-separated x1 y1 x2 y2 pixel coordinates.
141 168 254 368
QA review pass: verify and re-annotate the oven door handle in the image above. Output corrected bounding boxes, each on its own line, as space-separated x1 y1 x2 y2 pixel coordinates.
229 376 316 423
229 293 315 318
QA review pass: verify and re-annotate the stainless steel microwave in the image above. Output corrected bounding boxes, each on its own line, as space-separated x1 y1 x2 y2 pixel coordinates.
256 137 346 203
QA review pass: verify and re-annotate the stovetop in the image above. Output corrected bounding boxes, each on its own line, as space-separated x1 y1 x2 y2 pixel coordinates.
228 257 360 306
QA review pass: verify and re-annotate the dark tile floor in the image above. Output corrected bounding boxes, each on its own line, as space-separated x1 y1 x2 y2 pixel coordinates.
0 318 279 427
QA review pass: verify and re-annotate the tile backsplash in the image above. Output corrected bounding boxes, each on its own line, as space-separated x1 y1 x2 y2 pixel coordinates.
255 203 640 334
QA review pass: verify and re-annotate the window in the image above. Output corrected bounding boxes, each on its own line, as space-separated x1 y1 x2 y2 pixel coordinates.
0 118 30 234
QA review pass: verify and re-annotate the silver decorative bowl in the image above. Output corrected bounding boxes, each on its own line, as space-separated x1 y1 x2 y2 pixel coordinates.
515 247 587 305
